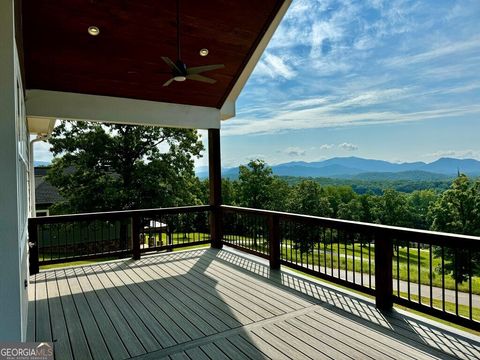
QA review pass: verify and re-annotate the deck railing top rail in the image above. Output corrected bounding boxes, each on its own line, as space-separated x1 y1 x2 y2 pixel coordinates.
29 205 212 224
221 205 480 247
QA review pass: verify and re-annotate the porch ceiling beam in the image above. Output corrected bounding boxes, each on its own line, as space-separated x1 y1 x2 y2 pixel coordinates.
25 90 221 129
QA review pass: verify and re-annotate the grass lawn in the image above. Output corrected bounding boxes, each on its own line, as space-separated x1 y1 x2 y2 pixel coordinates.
40 257 118 270
283 242 480 294
223 236 480 295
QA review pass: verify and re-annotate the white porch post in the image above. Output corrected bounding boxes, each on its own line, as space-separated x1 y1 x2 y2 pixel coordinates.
0 0 29 341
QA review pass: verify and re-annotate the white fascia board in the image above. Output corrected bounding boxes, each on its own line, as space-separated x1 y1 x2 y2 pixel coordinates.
26 90 221 129
27 117 56 135
220 100 235 120
220 0 292 121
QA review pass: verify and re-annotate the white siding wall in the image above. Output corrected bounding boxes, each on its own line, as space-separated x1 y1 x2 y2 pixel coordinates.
0 0 29 341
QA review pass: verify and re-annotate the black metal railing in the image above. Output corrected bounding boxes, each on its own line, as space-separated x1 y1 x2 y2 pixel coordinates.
28 203 480 330
221 205 480 331
28 205 211 272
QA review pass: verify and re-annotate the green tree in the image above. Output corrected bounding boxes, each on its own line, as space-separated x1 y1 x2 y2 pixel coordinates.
408 190 437 230
269 177 290 211
46 121 204 213
221 178 237 206
376 189 411 227
286 180 332 253
337 198 363 221
430 175 480 282
287 180 332 217
237 159 275 209
358 193 377 223
325 186 356 217
430 175 480 236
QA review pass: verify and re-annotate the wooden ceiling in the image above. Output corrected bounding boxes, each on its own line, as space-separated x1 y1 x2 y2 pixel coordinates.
22 0 284 109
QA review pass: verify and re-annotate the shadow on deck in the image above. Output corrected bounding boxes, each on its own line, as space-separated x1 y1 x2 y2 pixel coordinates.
27 247 480 359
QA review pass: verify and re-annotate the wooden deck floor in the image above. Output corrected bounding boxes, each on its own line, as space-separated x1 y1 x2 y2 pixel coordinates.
27 248 480 360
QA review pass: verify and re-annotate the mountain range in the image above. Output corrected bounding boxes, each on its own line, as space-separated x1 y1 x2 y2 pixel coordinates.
196 157 480 180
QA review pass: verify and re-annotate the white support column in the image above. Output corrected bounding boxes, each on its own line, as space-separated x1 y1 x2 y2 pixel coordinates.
0 0 29 341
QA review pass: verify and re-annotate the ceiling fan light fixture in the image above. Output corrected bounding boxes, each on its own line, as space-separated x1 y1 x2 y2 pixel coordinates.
173 75 187 82
199 48 209 56
88 26 100 36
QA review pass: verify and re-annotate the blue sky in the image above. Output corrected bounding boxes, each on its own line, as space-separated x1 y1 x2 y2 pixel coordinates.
218 0 480 167
36 0 480 168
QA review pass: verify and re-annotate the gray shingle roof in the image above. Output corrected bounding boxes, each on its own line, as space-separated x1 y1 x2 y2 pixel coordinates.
35 169 63 205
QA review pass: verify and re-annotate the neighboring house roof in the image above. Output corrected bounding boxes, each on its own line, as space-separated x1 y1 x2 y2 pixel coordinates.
35 167 63 206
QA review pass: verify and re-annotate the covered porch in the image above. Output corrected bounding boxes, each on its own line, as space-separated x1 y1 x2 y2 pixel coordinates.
28 247 480 360
2 1 480 356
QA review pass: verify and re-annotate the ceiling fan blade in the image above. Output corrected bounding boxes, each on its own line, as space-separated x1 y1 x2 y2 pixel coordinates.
187 64 225 75
163 78 175 87
186 74 216 84
161 56 182 73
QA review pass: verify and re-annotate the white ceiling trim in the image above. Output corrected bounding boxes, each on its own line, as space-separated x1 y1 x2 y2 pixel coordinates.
26 90 221 129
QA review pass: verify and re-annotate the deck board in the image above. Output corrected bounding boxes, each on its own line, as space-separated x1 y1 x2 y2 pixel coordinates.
122 260 216 338
150 260 245 328
165 258 262 323
28 248 480 360
168 257 279 319
34 273 52 343
80 266 147 357
95 263 177 349
90 266 161 353
65 268 112 360
44 271 74 360
225 335 270 360
103 262 191 345
55 269 93 360
26 274 36 342
71 267 130 360
180 256 300 315
130 261 232 333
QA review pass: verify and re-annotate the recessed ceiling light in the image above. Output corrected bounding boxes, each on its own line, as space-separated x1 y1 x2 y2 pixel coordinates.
199 48 209 56
88 26 100 36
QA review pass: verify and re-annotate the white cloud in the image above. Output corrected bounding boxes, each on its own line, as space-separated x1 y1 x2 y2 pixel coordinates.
283 146 307 157
319 144 334 150
254 53 296 80
383 37 480 67
338 143 359 151
424 150 480 160
222 104 480 136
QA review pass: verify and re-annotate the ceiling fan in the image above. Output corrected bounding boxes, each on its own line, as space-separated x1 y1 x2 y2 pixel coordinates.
162 0 224 87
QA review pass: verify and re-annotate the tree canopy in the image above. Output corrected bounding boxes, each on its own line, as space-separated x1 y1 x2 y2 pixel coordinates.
46 121 204 213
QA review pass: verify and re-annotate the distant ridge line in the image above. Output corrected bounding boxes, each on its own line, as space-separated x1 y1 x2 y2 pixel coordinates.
196 156 480 179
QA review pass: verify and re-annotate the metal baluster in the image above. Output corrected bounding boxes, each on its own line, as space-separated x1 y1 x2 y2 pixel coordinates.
331 229 334 277
352 234 356 284
360 234 364 287
442 246 445 312
337 230 341 279
397 239 400 297
455 247 459 316
429 244 433 307
368 239 372 288
323 228 327 274
407 240 410 301
469 249 473 320
418 241 421 304
345 231 348 282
